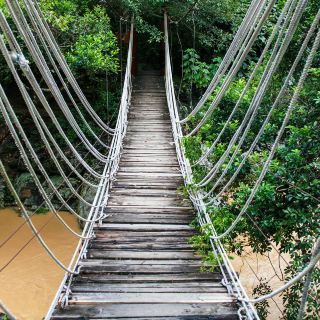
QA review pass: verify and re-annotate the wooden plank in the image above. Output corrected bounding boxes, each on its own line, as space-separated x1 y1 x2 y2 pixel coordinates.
124 139 173 144
86 250 200 260
52 303 237 318
128 112 170 120
96 223 193 231
93 231 195 238
71 284 227 294
107 197 190 207
72 282 223 290
121 150 177 155
116 172 181 177
113 175 184 182
79 264 202 274
74 273 223 283
110 189 180 196
105 206 193 214
124 138 172 142
89 243 193 250
92 237 193 244
120 157 176 163
124 135 173 140
69 292 233 304
117 167 180 173
79 259 202 266
126 125 171 130
112 182 180 190
106 215 191 224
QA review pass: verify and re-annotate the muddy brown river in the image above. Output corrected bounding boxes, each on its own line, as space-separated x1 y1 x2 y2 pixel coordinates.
0 208 285 319
0 208 79 320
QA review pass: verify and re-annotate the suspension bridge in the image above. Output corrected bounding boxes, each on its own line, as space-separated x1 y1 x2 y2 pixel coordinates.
0 0 319 319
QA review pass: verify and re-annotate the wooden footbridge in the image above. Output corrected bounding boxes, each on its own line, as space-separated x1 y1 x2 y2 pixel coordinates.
50 71 238 319
1 1 319 319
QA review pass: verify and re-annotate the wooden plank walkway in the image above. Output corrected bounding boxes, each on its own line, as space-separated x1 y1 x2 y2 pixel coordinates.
51 71 238 319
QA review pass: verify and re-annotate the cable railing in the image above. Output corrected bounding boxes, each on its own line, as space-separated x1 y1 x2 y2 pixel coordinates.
163 12 259 320
44 20 134 320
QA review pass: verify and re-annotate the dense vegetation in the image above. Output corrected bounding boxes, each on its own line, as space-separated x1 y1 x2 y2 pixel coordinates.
178 1 320 319
0 0 319 319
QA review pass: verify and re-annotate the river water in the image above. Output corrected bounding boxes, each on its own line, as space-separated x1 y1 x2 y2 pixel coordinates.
0 208 79 320
0 208 286 319
232 246 289 319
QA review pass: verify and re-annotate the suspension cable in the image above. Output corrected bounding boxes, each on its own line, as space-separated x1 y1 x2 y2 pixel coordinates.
186 0 275 136
195 0 304 188
200 6 319 205
239 238 320 304
3 0 110 163
191 0 295 167
0 137 98 251
0 18 107 179
27 0 115 134
178 0 265 124
0 94 100 238
0 300 16 320
0 86 108 221
0 161 80 274
22 0 111 150
210 19 320 240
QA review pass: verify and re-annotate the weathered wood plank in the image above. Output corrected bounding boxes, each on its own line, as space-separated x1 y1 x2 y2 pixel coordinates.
69 292 233 304
118 166 180 173
107 197 190 207
91 237 193 244
96 223 193 231
71 284 227 294
52 303 237 319
105 214 191 224
74 273 223 283
112 183 181 190
89 243 194 250
105 209 192 216
86 250 200 260
111 188 181 196
79 259 203 266
93 231 195 238
79 264 203 274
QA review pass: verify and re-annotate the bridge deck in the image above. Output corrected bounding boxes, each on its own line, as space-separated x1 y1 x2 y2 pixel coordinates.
52 71 238 319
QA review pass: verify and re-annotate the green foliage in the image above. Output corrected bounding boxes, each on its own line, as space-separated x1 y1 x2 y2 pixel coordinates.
182 49 218 89
181 2 320 317
189 232 211 255
105 0 245 54
252 279 271 320
39 0 77 31
36 207 50 215
66 6 119 74
200 251 220 272
0 0 121 213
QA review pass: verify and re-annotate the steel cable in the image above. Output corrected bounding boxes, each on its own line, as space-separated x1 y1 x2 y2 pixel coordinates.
0 161 80 274
200 6 320 205
4 0 110 163
0 86 108 220
25 0 115 135
0 13 107 179
195 0 303 188
191 0 295 167
178 0 265 124
210 17 319 240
